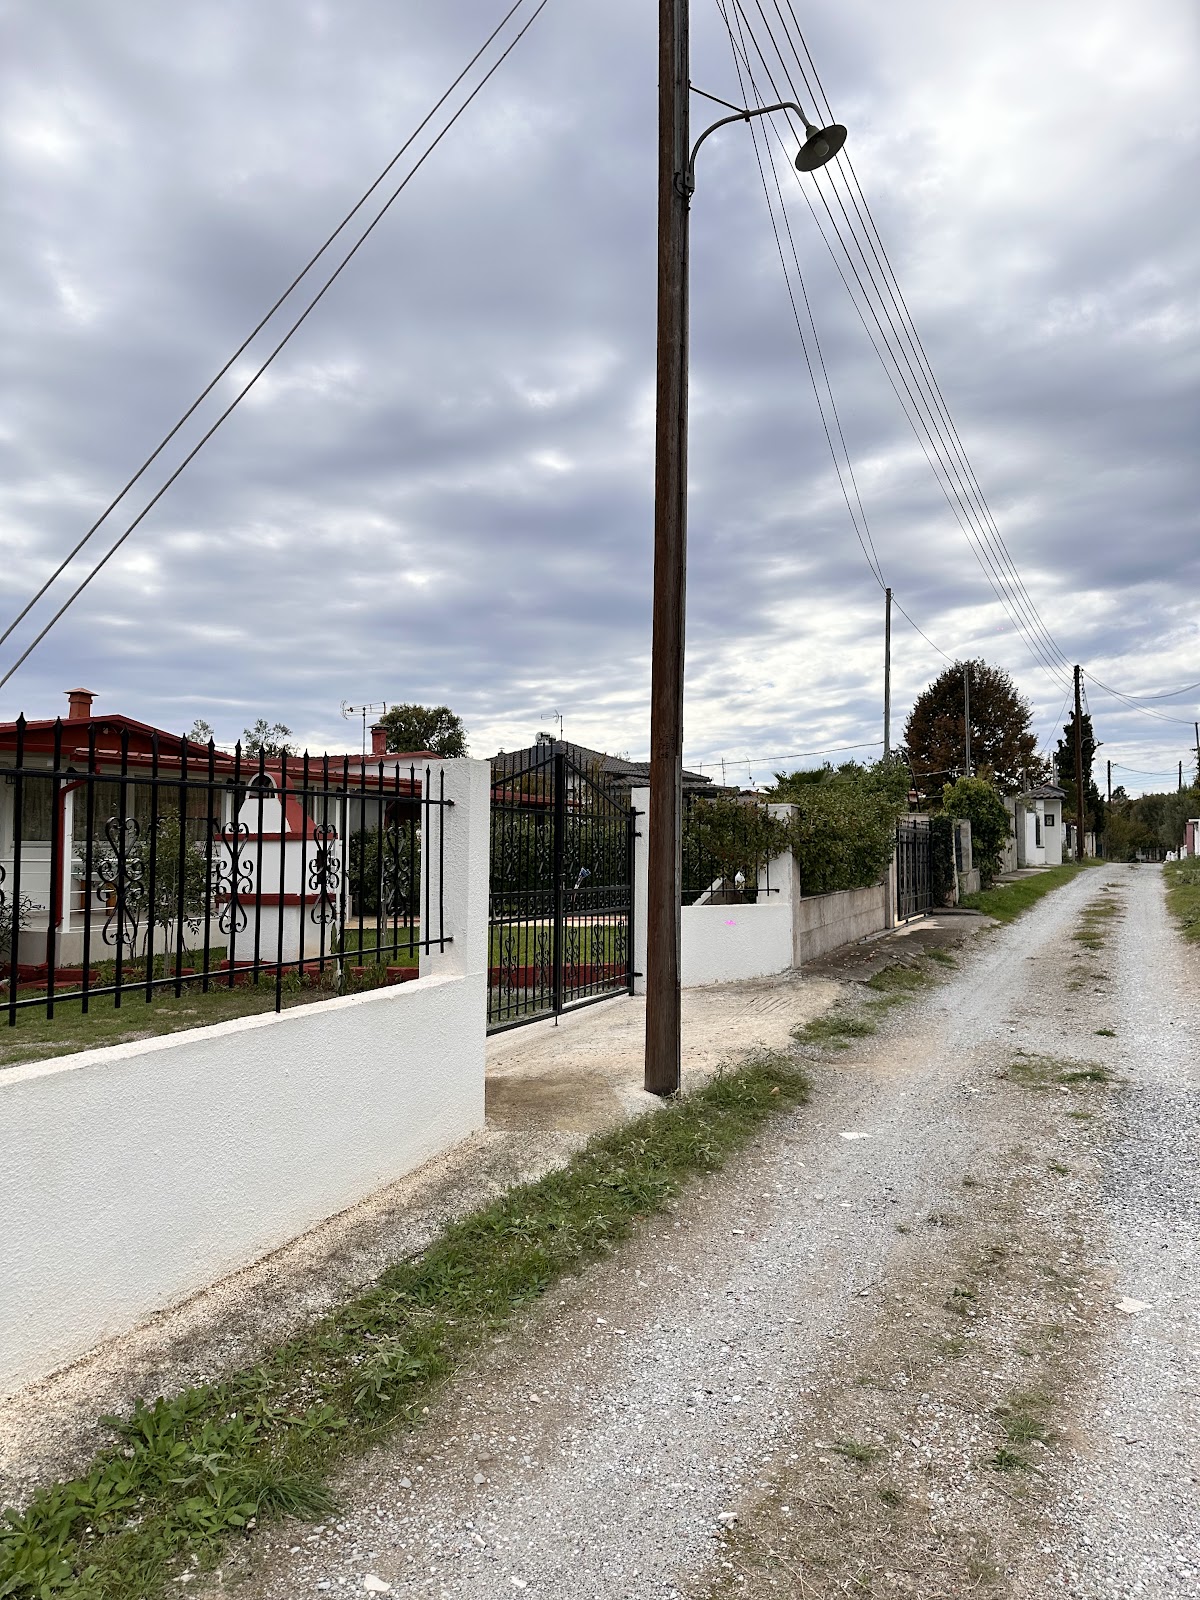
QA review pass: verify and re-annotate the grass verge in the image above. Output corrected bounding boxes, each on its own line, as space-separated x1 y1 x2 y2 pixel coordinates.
959 859 1100 923
1163 856 1200 943
0 1055 809 1600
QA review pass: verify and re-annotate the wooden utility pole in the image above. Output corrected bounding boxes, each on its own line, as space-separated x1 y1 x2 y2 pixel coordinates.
883 587 892 760
1180 759 1184 793
1195 721 1200 785
1073 664 1085 861
644 0 689 1097
963 663 971 778
1107 758 1111 804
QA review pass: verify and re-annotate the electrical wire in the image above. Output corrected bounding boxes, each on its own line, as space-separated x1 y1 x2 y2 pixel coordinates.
0 0 536 658
724 3 1074 695
0 0 552 690
727 1 1194 750
688 739 885 770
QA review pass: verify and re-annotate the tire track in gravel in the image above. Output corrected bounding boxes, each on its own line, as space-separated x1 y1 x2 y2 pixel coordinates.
1013 865 1200 1598
203 866 1129 1600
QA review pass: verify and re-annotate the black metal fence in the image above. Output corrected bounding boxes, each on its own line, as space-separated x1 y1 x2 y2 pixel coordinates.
0 716 452 1024
681 791 777 906
488 746 634 1030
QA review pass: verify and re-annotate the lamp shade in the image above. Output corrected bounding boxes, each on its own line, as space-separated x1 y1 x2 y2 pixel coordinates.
795 123 847 172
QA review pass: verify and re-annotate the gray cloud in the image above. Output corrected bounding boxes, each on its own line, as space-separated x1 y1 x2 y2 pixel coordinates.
1 0 1197 789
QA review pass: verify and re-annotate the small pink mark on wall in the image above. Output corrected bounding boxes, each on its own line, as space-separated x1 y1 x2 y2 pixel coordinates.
724 919 737 927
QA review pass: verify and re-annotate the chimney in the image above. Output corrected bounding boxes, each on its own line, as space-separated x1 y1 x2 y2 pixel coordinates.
370 723 388 756
66 688 95 722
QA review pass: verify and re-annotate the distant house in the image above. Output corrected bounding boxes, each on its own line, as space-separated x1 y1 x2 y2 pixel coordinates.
490 732 717 798
1002 782 1066 871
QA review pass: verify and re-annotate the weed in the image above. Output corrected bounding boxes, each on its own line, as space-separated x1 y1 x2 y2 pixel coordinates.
0 1056 810 1600
927 1210 957 1229
1005 1053 1111 1091
1094 1028 1116 1037
995 1395 1052 1446
1060 1065 1112 1085
1047 1161 1071 1176
984 1446 1032 1473
865 964 929 995
831 1438 880 1465
793 1013 876 1048
877 1484 905 1508
945 1282 979 1316
962 1174 980 1190
925 947 957 967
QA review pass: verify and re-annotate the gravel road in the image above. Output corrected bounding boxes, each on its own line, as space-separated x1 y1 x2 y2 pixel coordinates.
1021 865 1200 1598
201 864 1196 1598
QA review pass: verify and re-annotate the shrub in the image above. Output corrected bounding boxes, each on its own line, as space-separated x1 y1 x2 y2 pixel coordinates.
941 775 1010 887
772 759 909 895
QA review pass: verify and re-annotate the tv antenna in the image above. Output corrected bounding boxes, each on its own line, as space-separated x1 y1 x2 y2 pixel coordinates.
543 708 564 743
341 700 388 762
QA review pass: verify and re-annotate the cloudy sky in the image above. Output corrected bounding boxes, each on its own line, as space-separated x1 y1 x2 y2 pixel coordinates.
2 0 1197 792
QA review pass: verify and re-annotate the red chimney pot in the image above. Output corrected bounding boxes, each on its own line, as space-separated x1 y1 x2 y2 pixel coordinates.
66 688 95 721
370 723 388 756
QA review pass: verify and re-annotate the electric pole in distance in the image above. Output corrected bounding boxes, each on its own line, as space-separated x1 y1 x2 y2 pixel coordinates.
1073 665 1086 862
963 662 972 778
883 587 892 760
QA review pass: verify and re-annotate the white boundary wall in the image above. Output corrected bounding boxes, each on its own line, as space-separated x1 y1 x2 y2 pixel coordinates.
631 787 893 988
631 788 796 988
0 759 491 1394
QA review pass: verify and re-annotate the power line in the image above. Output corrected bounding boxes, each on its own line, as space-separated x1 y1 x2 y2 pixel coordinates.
725 3 1195 748
724 3 1074 694
689 739 885 770
0 0 552 690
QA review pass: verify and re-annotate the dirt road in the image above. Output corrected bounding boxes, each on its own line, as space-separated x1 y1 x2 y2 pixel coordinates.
211 864 1197 1599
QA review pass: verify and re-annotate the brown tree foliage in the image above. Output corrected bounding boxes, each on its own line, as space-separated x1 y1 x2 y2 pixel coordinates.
902 660 1041 793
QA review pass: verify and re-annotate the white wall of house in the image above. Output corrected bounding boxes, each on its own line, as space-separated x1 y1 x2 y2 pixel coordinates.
0 758 490 1394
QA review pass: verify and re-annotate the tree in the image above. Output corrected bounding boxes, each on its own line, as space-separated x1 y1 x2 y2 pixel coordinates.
1053 713 1103 839
902 661 1040 794
942 775 1011 887
241 719 295 758
377 704 467 757
187 718 215 745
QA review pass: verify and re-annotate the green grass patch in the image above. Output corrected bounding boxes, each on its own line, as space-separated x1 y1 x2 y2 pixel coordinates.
792 1012 877 1048
864 963 930 995
1095 1027 1116 1038
924 947 957 967
830 1438 880 1465
1164 857 1200 943
0 1055 809 1600
959 860 1099 923
1005 1052 1113 1092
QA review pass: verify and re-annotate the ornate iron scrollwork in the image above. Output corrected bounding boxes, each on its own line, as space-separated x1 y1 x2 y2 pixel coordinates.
92 815 148 953
212 820 254 936
308 822 341 925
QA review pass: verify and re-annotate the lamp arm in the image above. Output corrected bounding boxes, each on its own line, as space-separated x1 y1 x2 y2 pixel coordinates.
683 100 817 194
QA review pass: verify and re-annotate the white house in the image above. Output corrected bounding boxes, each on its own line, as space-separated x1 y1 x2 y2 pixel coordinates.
1003 782 1066 870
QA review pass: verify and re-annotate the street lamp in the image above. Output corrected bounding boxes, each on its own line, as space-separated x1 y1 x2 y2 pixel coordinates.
643 20 846 1098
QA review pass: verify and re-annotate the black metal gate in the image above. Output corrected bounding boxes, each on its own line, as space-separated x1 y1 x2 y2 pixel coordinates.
488 747 634 1031
895 816 933 922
